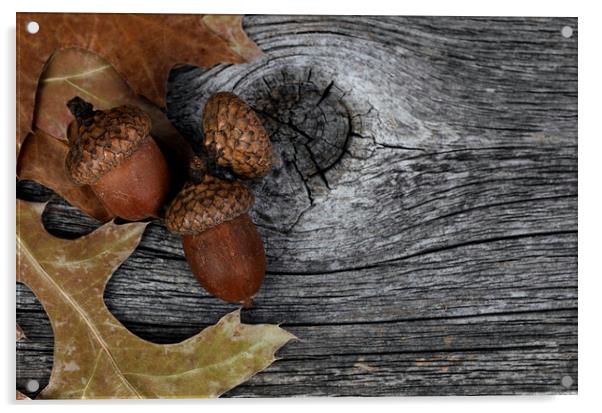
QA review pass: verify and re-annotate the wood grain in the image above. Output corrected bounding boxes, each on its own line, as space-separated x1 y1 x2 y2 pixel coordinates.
17 15 577 397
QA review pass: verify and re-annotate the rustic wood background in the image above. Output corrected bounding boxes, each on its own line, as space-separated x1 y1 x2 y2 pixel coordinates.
16 15 578 397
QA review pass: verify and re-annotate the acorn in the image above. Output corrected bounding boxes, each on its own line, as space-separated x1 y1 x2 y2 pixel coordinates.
165 164 266 308
65 97 170 221
203 92 272 179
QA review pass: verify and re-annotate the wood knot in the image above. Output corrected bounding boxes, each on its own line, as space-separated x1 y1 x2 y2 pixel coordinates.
249 68 351 189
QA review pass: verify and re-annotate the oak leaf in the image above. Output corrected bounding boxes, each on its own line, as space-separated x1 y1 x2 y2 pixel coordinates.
16 323 26 341
16 200 294 399
16 13 263 156
16 390 30 400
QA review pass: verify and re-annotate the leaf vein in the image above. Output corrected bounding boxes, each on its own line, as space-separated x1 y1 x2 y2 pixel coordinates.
42 64 112 83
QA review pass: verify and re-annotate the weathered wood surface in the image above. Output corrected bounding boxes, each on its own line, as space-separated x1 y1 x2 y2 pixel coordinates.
16 15 578 397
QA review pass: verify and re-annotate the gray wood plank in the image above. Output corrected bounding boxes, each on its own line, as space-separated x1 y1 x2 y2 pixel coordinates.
16 15 577 397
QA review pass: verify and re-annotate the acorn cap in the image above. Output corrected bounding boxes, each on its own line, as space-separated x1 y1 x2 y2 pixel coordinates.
203 92 273 179
65 102 152 185
165 174 254 235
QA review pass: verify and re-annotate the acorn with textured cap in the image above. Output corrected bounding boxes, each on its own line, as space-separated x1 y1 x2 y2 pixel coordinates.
203 91 272 179
165 158 266 307
65 97 170 221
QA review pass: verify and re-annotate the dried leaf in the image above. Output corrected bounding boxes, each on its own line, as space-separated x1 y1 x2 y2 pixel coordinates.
16 13 263 155
16 390 30 400
202 15 264 61
16 323 26 342
16 200 293 399
18 48 194 221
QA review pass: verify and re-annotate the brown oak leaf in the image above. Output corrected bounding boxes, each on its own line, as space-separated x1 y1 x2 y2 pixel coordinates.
16 199 294 399
16 323 26 342
16 13 263 156
16 390 30 400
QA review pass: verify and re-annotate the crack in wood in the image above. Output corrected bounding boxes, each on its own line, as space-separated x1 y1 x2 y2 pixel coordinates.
270 230 577 276
316 81 334 107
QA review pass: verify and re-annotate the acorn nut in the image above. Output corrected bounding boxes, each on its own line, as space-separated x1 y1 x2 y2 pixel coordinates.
65 97 170 221
165 173 266 308
203 92 272 179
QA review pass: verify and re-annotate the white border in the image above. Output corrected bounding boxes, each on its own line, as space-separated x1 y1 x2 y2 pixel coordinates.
3 1 598 412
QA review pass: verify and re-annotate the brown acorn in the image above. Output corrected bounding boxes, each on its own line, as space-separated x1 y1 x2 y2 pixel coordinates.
65 97 170 221
203 92 272 179
165 170 266 308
